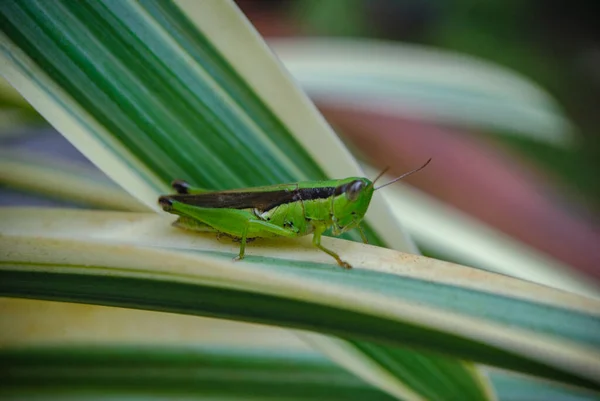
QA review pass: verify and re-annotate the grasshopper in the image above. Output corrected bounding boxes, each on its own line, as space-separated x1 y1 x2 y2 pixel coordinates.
159 159 430 268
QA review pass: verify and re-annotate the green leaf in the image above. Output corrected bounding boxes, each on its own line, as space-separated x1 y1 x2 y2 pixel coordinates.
3 345 598 401
0 346 397 400
0 148 145 211
2 299 597 401
270 38 574 145
0 0 413 250
1 207 599 393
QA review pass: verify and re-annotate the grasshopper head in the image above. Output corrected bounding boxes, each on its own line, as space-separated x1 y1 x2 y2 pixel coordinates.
331 177 374 235
331 159 431 236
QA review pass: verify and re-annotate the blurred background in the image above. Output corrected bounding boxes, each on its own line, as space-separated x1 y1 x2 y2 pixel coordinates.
1 0 599 281
237 0 600 280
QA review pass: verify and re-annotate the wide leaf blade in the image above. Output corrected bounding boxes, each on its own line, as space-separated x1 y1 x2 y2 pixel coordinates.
1 207 598 392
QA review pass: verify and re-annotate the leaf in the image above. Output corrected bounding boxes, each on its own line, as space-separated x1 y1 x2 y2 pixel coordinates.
2 299 597 401
0 345 397 400
270 38 574 145
0 148 146 211
1 207 599 393
0 0 404 250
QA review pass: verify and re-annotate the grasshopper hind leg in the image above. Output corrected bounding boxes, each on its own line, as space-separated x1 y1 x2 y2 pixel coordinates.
171 180 191 194
172 216 218 233
173 217 239 246
174 217 253 246
170 180 211 195
160 198 298 262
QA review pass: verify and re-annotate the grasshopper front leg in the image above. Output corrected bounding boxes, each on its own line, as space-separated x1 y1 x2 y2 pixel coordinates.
234 223 249 261
312 224 352 269
357 224 369 244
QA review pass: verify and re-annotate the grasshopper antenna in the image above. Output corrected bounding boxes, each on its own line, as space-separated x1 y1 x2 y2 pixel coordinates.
369 166 391 188
374 158 432 191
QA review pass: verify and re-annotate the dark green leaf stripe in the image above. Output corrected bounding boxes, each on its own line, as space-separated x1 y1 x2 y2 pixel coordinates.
0 346 396 400
2 346 595 400
348 340 489 401
0 266 597 391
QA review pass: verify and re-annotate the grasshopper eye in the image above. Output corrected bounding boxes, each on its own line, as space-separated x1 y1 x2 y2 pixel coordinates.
346 180 365 201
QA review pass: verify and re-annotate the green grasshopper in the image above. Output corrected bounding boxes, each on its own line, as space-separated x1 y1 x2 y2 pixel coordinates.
158 159 430 268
